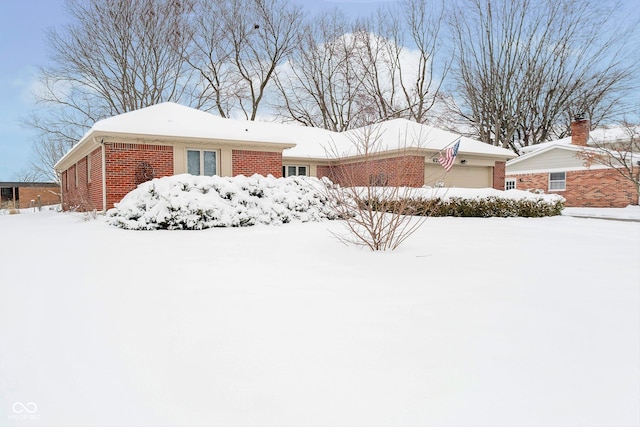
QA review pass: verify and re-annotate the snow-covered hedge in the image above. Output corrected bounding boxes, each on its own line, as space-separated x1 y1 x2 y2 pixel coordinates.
107 174 338 230
428 195 564 217
364 188 565 218
107 175 566 230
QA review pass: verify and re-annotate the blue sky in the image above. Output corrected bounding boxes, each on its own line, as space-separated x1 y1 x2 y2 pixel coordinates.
0 0 67 181
0 0 637 181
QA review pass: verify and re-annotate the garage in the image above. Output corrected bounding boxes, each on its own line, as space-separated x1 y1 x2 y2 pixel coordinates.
424 162 493 188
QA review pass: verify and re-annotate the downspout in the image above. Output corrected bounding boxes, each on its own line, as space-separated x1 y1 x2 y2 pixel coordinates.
94 137 107 212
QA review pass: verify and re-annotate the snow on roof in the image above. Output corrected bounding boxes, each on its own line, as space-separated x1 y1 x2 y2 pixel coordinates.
284 118 516 160
590 125 639 143
57 103 515 170
87 103 515 159
518 124 639 155
519 137 572 154
86 102 297 146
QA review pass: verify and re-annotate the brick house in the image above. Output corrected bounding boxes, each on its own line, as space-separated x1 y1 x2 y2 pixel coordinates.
282 118 515 189
55 103 516 211
0 182 60 209
506 118 639 207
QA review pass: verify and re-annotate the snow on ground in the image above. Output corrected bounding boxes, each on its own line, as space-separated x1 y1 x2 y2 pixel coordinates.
563 205 640 221
0 210 638 426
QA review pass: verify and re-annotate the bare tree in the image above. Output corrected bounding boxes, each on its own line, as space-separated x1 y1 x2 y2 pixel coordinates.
449 0 638 152
273 9 364 131
24 0 196 180
323 123 434 251
577 121 640 203
190 0 303 120
186 0 237 117
355 0 449 124
274 0 449 131
10 168 44 183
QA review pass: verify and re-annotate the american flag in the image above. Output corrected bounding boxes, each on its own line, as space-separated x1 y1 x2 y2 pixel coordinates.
438 140 460 172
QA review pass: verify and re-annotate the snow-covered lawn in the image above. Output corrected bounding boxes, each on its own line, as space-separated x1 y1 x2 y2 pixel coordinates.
1 210 638 426
563 205 640 221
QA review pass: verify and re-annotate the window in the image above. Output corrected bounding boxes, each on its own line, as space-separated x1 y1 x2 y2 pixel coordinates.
1 187 14 203
1 187 18 208
505 178 516 190
549 172 566 191
87 155 91 183
74 164 78 187
187 150 218 176
283 165 308 177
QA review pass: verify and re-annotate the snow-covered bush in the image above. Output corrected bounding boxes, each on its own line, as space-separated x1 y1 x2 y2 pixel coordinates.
364 188 565 218
428 196 564 217
107 174 338 230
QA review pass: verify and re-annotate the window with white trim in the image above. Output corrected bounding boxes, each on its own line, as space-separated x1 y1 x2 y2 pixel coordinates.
283 165 308 177
505 178 516 190
549 172 566 191
187 150 218 176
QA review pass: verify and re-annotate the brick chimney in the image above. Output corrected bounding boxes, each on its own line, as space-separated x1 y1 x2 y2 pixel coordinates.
571 114 590 147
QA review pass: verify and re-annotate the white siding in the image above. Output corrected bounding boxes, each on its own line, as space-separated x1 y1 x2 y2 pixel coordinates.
508 148 583 173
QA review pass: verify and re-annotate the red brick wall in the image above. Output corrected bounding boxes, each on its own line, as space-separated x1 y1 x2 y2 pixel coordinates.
319 156 425 187
104 143 173 209
4 185 60 208
16 187 60 207
493 161 505 190
62 145 290 211
508 168 638 207
61 162 91 211
232 150 283 177
61 149 106 211
317 165 332 181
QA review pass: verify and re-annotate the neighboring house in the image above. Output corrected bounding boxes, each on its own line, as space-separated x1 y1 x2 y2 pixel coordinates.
0 182 60 209
506 118 639 207
54 102 516 211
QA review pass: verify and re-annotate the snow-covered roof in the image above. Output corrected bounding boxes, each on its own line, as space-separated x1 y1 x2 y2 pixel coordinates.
519 137 572 154
85 102 299 146
56 103 515 171
518 124 639 156
590 125 639 144
283 118 516 160
56 102 299 170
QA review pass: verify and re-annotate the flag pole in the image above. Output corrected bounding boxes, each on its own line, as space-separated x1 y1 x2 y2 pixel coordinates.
428 136 462 160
